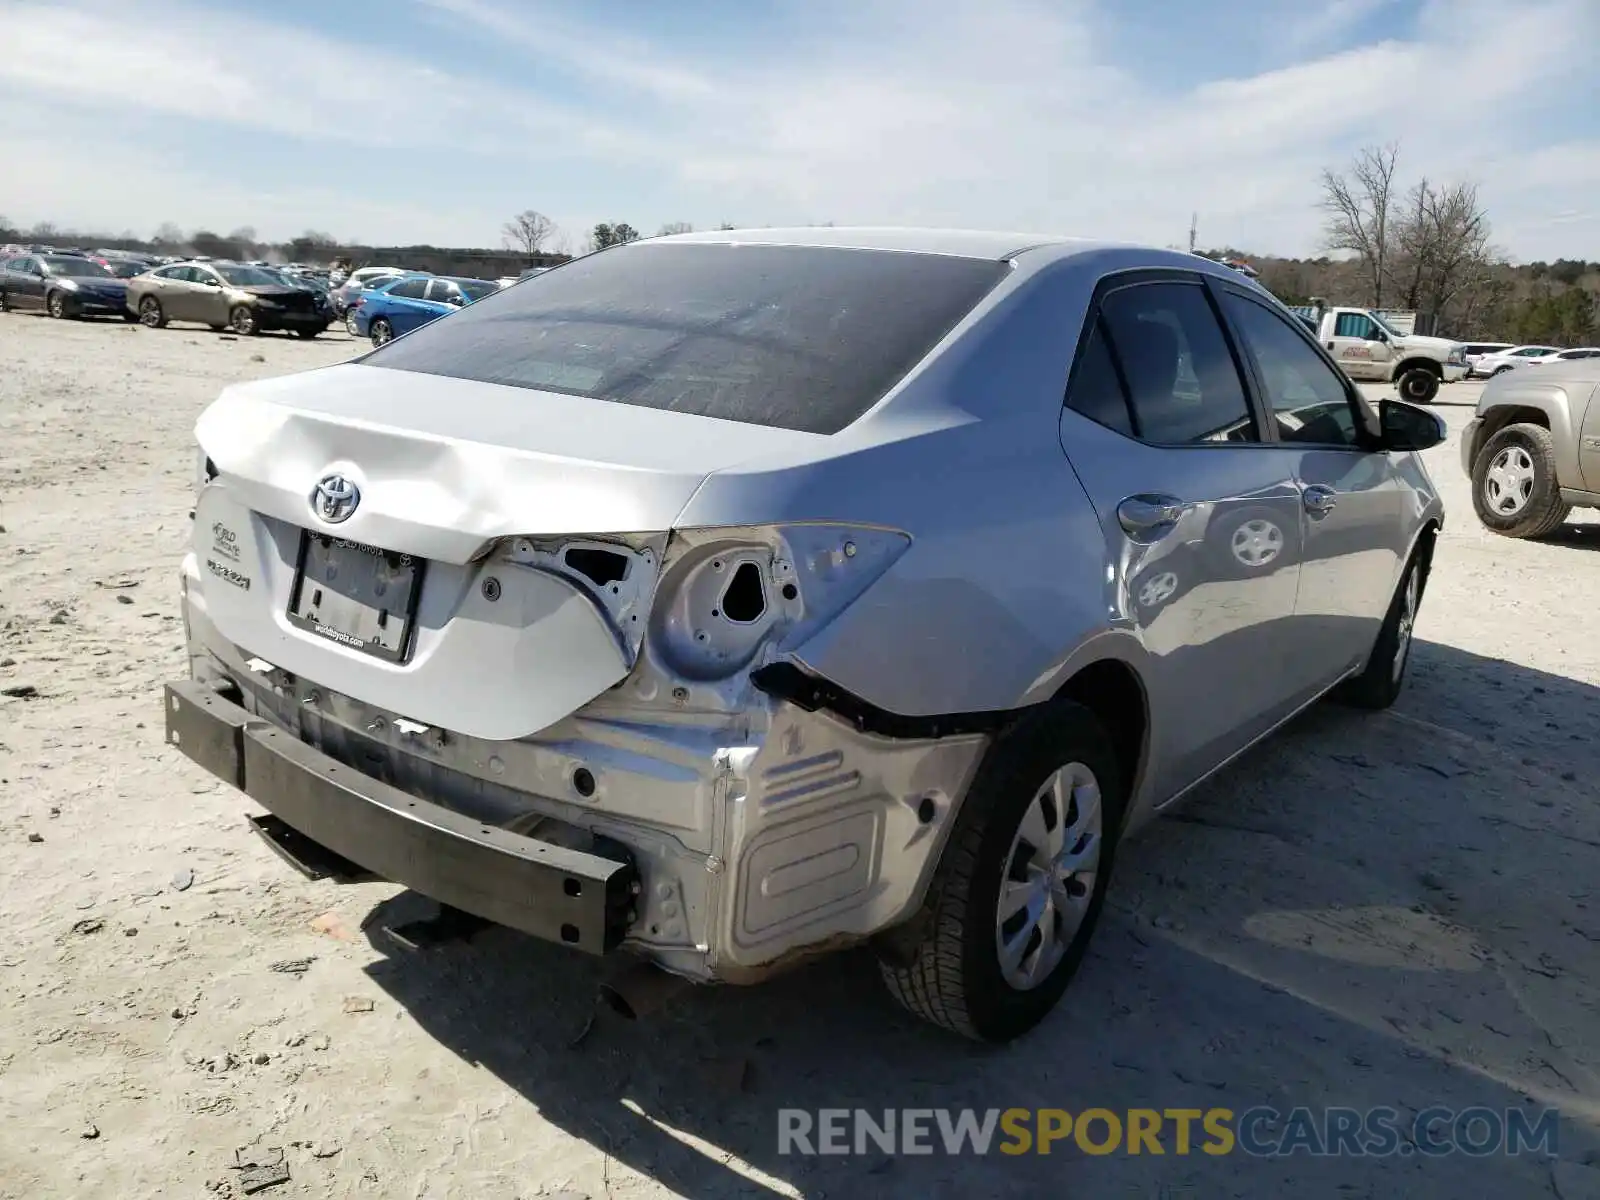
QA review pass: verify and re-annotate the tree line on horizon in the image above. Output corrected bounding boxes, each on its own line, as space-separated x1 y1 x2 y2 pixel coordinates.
5 161 1594 345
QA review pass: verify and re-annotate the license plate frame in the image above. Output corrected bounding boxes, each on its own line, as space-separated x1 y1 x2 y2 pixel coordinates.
286 532 426 664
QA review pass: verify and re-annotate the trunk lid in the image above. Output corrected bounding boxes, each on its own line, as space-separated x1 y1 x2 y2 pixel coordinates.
195 362 824 563
190 363 824 738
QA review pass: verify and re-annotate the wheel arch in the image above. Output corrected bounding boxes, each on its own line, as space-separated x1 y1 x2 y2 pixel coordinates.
1473 390 1579 482
1393 356 1443 380
1050 656 1149 834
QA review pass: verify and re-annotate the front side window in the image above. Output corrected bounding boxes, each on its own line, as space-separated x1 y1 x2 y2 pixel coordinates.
1221 292 1363 448
1333 312 1378 340
1096 280 1256 444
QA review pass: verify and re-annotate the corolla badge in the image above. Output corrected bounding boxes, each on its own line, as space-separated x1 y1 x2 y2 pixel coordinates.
311 474 361 523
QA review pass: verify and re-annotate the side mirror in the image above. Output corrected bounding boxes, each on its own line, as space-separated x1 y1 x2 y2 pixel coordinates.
1378 398 1446 452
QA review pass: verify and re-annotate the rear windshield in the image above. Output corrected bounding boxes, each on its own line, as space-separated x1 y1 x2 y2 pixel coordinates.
362 242 1009 434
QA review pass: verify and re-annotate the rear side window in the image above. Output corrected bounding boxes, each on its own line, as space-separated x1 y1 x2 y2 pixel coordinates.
388 278 429 300
1064 322 1135 437
363 243 1010 435
1095 281 1256 444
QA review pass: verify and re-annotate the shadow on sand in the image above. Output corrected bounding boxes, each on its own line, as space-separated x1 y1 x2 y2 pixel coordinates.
358 637 1600 1198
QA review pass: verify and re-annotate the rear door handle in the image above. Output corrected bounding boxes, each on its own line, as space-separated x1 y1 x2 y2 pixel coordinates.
1302 484 1339 514
1117 493 1188 537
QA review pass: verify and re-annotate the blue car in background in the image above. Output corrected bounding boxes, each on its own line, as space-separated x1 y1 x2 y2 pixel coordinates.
352 275 499 345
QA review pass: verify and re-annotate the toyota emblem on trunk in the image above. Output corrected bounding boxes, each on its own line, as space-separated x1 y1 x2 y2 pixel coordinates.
311 474 360 523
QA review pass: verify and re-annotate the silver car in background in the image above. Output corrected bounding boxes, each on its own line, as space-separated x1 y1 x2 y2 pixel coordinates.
164 229 1445 1042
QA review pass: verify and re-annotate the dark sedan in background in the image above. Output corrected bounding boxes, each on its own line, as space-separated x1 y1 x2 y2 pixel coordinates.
0 253 135 320
124 261 332 337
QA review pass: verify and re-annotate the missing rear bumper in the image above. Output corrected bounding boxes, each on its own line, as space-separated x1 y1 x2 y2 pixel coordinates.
164 680 639 953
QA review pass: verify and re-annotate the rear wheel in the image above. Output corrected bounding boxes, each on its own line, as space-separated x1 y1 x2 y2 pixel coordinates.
46 290 69 319
1397 365 1440 403
294 328 321 340
1471 422 1569 538
369 318 393 347
0 289 10 313
877 701 1123 1042
138 296 167 328
229 305 259 336
344 310 360 336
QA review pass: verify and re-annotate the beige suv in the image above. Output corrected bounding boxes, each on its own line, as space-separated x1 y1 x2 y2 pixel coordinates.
1462 356 1600 537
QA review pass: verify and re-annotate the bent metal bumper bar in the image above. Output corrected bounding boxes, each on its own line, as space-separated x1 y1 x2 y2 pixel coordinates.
162 680 639 953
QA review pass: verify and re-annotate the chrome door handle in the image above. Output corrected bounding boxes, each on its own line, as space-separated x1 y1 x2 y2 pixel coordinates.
1117 494 1187 537
1302 485 1339 514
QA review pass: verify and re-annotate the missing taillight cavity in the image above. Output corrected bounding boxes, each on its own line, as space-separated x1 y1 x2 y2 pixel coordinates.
565 547 630 588
720 562 766 623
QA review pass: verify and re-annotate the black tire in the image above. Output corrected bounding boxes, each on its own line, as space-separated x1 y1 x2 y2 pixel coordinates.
1492 365 1514 377
877 701 1124 1043
229 305 259 336
0 288 10 313
1470 422 1569 538
369 318 393 347
1396 365 1440 403
344 310 360 336
1332 545 1426 710
138 296 167 328
46 290 69 319
294 328 321 340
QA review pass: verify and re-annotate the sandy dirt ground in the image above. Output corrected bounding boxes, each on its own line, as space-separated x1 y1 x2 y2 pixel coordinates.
2 311 1599 1200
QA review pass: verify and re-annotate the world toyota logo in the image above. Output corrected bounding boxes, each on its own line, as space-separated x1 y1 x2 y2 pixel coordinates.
311 473 360 523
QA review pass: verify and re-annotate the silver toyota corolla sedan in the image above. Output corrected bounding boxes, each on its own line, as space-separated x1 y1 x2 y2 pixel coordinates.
164 229 1446 1042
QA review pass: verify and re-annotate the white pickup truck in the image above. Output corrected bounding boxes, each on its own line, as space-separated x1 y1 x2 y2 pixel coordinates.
1289 304 1467 403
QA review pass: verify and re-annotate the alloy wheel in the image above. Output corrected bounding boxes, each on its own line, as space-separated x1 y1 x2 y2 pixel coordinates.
1138 571 1179 608
1231 519 1283 568
1483 446 1535 516
995 762 1103 991
1392 566 1419 684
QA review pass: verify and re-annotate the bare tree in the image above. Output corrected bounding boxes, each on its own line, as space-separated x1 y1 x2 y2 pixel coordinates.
656 221 694 237
1319 143 1400 308
502 210 556 255
1403 180 1493 319
152 222 185 249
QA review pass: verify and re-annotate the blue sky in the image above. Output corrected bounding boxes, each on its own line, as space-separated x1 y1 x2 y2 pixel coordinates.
2 0 1596 260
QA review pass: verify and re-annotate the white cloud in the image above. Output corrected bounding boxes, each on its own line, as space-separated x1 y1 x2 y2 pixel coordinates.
0 0 1595 259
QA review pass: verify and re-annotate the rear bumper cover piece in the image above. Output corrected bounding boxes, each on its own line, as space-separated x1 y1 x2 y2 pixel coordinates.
163 680 639 953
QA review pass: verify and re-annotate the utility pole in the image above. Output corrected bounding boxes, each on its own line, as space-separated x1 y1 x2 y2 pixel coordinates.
1188 212 1198 253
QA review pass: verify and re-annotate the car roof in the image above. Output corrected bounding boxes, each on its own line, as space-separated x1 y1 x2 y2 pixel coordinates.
650 226 1129 262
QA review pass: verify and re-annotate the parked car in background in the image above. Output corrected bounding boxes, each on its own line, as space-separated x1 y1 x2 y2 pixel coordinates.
165 229 1447 1043
1287 303 1466 402
0 252 135 320
1462 356 1600 539
1523 347 1600 366
331 268 421 319
351 274 497 345
1462 342 1513 377
1473 345 1561 376
125 261 332 337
